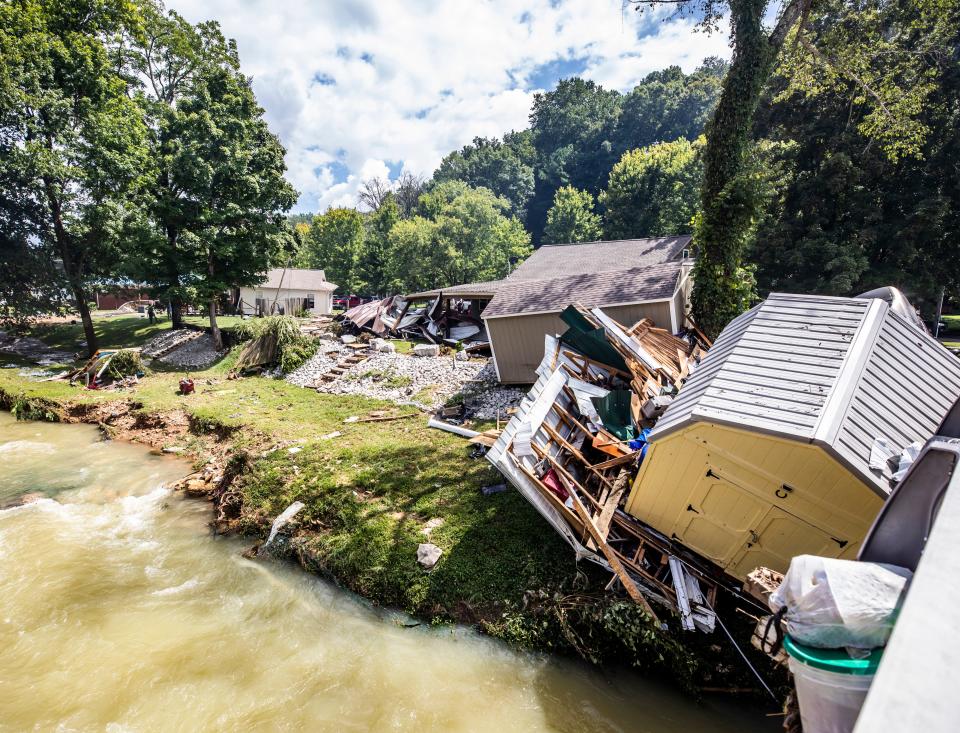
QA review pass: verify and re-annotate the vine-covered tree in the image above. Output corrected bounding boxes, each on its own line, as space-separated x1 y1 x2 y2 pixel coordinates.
359 192 400 295
602 138 703 240
542 186 602 244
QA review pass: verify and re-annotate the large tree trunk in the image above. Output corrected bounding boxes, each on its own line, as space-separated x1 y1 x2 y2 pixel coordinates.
43 174 98 356
690 0 811 337
166 227 184 329
169 288 184 329
73 288 97 358
207 249 222 350
208 298 222 351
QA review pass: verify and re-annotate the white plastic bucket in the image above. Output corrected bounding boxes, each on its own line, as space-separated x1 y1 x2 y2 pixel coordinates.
788 657 874 733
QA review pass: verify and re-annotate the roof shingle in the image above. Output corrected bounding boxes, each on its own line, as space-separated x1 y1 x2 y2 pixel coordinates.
482 261 682 318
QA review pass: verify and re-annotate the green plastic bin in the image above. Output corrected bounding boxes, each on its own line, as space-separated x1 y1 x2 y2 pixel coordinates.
784 635 883 733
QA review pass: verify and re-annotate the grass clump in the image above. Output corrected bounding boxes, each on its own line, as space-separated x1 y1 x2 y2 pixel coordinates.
228 315 316 373
106 349 146 380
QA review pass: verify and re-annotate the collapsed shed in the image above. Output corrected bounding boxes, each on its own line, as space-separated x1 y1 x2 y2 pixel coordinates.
625 292 960 580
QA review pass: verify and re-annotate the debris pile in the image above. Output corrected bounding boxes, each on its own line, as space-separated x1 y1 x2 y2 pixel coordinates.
486 304 717 629
341 295 490 352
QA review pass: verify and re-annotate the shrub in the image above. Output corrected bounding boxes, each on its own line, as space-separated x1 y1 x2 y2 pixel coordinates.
227 315 316 373
107 349 146 380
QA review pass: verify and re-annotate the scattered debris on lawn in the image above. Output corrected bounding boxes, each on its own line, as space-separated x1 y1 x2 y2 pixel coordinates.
341 295 490 353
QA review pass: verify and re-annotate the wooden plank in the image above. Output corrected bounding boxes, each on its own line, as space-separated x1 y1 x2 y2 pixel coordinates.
555 471 659 622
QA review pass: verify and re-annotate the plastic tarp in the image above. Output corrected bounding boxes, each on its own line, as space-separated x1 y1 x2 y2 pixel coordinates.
769 555 913 650
591 389 637 441
559 306 628 372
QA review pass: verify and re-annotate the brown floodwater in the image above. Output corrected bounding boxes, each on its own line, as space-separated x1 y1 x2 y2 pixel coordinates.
0 412 778 732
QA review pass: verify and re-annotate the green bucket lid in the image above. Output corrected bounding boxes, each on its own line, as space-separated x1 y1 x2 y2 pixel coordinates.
784 635 883 675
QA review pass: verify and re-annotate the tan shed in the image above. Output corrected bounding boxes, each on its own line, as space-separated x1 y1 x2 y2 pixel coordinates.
625 293 960 580
482 237 693 384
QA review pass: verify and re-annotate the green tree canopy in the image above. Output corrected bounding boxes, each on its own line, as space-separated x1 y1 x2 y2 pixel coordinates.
602 138 703 240
359 192 400 295
433 131 536 218
0 0 150 353
543 186 602 244
301 207 366 294
386 181 530 293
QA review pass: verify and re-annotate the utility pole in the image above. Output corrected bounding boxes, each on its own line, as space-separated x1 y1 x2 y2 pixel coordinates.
934 288 945 339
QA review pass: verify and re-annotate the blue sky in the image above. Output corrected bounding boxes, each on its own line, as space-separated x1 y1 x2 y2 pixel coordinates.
166 0 732 213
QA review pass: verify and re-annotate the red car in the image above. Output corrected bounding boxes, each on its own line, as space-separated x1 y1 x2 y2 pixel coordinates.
333 295 365 310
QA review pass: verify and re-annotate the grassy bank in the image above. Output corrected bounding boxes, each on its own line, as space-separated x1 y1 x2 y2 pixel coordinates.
0 316 769 693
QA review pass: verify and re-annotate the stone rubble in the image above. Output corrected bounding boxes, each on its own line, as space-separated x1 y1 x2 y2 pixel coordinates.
142 329 226 369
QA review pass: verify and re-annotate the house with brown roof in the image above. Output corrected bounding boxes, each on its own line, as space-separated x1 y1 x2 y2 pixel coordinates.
406 236 694 383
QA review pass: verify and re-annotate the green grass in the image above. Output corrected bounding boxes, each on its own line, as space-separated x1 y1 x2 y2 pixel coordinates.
24 313 247 354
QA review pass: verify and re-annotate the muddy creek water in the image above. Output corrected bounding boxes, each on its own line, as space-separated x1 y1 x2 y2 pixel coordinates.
0 413 777 732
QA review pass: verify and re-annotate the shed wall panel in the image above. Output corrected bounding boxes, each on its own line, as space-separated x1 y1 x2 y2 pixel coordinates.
486 301 673 384
626 423 883 579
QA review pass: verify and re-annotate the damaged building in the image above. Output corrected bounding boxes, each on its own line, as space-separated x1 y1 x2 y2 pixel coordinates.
485 289 960 628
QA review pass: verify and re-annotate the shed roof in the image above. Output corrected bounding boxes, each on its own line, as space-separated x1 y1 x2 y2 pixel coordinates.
482 261 681 319
259 268 337 292
505 236 690 282
651 292 960 496
405 280 504 300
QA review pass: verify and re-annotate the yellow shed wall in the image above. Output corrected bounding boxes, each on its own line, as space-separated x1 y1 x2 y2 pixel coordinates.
624 423 884 580
486 300 674 384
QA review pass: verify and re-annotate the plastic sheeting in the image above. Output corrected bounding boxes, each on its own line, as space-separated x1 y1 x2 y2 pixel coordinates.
769 555 913 650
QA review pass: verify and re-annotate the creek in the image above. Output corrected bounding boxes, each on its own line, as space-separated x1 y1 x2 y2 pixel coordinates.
0 412 776 732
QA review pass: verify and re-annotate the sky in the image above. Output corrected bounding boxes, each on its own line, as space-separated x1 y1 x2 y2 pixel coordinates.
165 0 733 214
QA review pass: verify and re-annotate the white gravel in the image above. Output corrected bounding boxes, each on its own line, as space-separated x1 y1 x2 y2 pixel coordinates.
142 329 226 369
285 342 486 409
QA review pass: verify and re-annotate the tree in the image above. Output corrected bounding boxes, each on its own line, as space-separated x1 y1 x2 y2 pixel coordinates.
357 176 391 211
386 181 531 293
750 0 960 313
394 171 426 217
0 0 150 354
542 186 602 244
433 131 536 218
124 2 236 329
602 138 703 239
611 60 726 159
161 49 295 347
527 78 623 242
302 208 365 294
359 192 400 294
633 0 947 336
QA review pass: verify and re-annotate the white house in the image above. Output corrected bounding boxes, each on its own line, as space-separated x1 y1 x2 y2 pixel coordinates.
236 268 337 316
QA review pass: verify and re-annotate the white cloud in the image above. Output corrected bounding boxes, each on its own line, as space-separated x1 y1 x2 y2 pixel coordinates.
165 0 731 212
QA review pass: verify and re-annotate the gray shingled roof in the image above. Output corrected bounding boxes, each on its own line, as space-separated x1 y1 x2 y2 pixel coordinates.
482 261 681 318
505 236 690 282
651 292 960 496
405 280 504 300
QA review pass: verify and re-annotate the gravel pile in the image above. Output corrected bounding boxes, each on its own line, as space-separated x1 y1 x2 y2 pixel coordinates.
284 341 342 387
0 330 74 365
142 329 225 369
458 361 527 419
285 341 484 409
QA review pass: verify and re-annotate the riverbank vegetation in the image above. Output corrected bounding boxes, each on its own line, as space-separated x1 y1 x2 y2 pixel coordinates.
0 316 779 694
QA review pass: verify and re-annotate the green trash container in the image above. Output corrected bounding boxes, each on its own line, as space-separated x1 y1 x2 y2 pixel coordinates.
784 635 883 733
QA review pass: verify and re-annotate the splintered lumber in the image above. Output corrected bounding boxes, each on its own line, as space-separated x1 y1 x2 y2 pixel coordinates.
556 472 659 622
468 429 502 447
595 469 630 539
